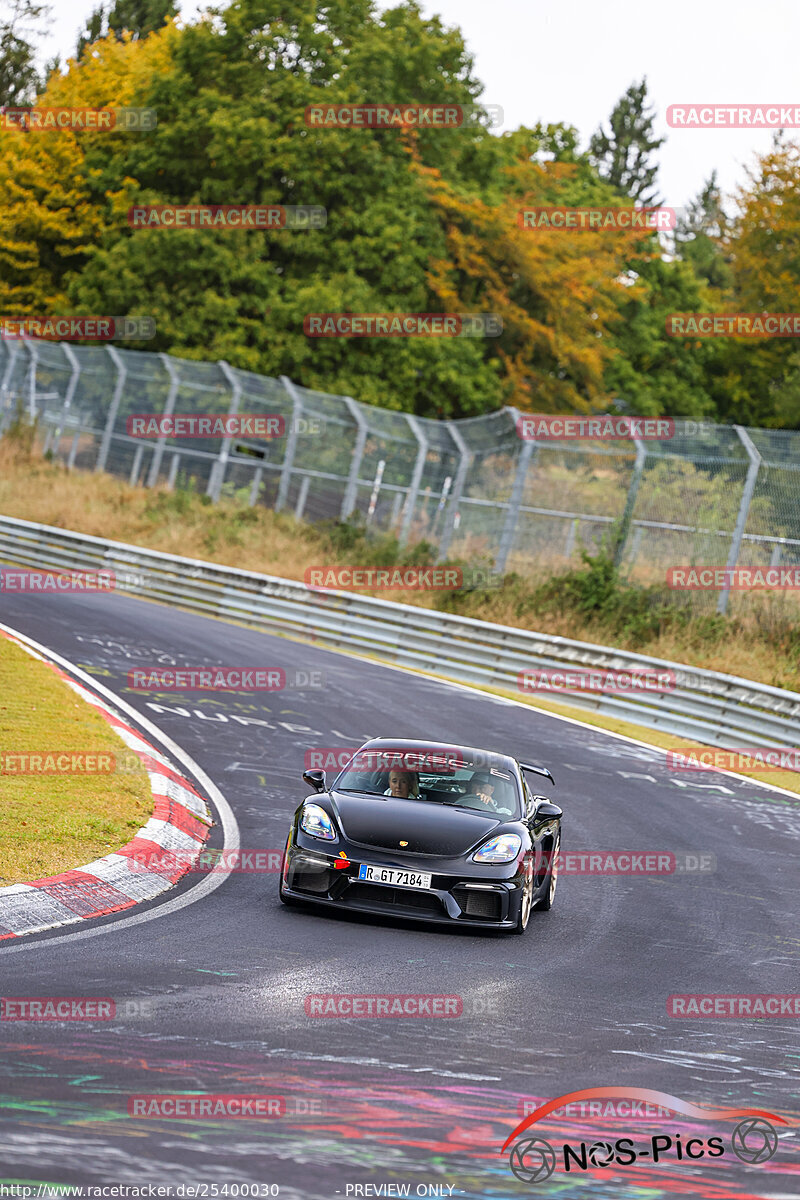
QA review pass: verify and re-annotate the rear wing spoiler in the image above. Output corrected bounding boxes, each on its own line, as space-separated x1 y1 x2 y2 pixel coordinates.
520 762 555 787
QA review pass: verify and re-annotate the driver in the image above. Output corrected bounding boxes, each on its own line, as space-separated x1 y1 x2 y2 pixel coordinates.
467 769 499 810
384 768 420 799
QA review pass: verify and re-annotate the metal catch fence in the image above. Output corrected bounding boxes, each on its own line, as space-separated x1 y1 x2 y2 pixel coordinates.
2 338 800 615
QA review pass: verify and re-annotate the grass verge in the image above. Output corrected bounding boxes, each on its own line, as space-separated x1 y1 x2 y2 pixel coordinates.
0 635 153 884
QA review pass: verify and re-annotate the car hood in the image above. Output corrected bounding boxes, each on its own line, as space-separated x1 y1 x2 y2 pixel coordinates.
330 791 503 857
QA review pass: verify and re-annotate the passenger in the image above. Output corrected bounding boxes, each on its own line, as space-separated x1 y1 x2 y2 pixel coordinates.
384 768 420 799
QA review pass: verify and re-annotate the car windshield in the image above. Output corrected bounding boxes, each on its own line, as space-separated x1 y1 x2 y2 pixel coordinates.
333 747 520 817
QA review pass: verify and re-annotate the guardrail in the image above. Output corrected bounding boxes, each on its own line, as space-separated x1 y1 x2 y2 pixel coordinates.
1 514 799 752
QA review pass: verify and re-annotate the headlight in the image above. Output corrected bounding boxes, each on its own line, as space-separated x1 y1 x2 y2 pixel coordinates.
472 833 521 864
301 803 336 841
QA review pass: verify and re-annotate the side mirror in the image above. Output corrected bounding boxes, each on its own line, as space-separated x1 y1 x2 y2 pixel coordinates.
531 800 562 820
302 769 326 792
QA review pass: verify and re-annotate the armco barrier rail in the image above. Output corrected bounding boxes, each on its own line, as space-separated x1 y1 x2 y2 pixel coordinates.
1 514 799 753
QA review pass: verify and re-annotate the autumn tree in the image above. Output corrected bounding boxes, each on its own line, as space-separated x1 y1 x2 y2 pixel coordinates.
712 137 800 427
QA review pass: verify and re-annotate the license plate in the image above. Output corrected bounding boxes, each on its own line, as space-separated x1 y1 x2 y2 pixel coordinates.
358 864 432 889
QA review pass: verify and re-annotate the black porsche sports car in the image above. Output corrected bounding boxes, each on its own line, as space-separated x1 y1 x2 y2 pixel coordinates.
278 738 562 934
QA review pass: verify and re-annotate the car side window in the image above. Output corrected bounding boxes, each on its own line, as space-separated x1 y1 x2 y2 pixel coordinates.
522 776 536 814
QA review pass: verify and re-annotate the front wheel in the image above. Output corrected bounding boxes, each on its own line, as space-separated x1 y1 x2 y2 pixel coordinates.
535 831 560 913
278 836 297 906
513 856 534 935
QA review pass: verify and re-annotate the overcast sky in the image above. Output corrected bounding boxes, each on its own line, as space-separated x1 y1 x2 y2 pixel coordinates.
43 0 800 209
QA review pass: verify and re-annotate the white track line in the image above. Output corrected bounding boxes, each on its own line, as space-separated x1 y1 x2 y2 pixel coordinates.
0 620 240 954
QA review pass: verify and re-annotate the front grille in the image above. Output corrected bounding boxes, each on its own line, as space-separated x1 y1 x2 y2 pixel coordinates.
454 887 503 921
345 883 442 914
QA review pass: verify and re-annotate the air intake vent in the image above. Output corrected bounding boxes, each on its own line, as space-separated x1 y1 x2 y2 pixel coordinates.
455 888 502 920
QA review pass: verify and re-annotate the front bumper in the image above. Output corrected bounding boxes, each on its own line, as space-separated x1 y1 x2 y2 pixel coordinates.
283 844 524 928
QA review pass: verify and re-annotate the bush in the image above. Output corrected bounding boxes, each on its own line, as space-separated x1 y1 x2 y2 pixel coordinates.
1 403 37 461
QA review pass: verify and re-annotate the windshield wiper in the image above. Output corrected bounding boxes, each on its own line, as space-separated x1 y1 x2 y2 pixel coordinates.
335 787 386 795
444 802 501 815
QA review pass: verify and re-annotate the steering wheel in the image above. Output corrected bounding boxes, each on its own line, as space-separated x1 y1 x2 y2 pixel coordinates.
456 793 497 811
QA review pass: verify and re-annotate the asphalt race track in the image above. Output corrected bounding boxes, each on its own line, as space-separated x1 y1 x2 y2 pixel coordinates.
0 589 798 1199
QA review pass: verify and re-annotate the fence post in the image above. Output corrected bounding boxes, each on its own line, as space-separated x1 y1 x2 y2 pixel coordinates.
129 444 144 487
435 423 472 561
95 345 126 472
146 353 180 487
565 517 578 559
276 375 303 512
494 415 534 574
366 459 385 525
27 339 38 419
52 343 81 449
0 340 20 416
399 414 428 547
248 466 263 507
208 361 240 501
717 426 761 616
167 453 181 490
340 395 368 520
613 436 646 567
294 474 311 520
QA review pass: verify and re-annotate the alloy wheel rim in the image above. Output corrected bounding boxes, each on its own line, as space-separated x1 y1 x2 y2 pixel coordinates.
549 838 560 903
521 864 533 927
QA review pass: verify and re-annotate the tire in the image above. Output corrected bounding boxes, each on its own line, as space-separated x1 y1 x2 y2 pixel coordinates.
513 856 534 935
535 831 560 913
278 837 297 906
